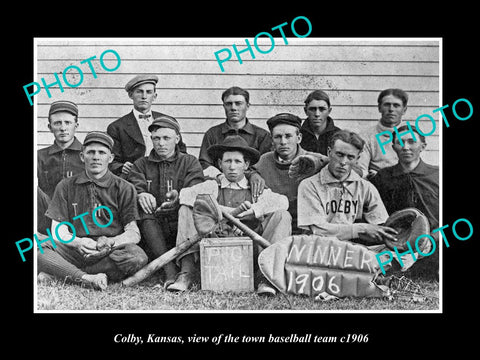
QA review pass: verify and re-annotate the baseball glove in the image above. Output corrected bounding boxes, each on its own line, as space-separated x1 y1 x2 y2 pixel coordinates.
288 153 329 180
84 246 115 265
383 208 430 252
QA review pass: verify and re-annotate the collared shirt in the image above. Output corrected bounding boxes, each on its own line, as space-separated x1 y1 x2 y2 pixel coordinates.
297 166 389 240
371 159 439 229
46 170 139 238
133 108 154 155
357 121 400 177
37 137 84 198
219 176 249 190
198 118 272 170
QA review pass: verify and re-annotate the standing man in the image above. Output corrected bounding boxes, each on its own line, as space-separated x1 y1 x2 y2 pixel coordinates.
37 131 148 290
168 135 291 295
127 115 205 286
107 75 186 178
300 90 341 155
198 86 271 197
253 113 327 233
37 100 84 199
357 88 409 178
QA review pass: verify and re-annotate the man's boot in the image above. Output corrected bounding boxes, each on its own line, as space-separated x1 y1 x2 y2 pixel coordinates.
166 254 195 292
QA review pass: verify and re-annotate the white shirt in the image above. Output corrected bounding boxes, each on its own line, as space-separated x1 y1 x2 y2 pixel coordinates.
179 177 288 218
297 166 389 240
133 109 153 155
356 121 400 177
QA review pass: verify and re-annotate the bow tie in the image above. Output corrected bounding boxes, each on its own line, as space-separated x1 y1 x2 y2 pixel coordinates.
139 114 151 119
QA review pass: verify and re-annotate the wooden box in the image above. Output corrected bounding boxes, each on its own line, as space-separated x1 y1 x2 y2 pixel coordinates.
200 237 254 292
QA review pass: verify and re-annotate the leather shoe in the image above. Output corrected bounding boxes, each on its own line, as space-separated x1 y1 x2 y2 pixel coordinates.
257 282 276 296
166 272 193 292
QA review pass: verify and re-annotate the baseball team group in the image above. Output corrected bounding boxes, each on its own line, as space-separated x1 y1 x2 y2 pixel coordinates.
36 74 439 297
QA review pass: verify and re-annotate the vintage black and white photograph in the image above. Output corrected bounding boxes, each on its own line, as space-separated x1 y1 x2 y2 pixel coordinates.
32 37 442 312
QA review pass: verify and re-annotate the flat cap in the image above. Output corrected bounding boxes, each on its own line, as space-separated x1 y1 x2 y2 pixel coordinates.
125 74 159 92
83 131 114 150
148 115 181 134
266 113 302 132
48 100 78 117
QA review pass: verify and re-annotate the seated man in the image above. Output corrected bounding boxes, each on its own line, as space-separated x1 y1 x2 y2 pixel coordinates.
371 125 439 229
297 130 418 272
168 135 291 295
127 115 204 286
253 113 327 234
371 125 439 274
37 131 148 290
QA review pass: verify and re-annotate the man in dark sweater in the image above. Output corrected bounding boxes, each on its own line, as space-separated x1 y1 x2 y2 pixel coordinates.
300 90 341 155
370 125 439 276
127 116 205 286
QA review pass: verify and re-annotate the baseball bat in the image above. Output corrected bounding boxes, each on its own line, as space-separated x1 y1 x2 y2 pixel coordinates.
122 204 270 287
221 209 271 248
122 234 203 287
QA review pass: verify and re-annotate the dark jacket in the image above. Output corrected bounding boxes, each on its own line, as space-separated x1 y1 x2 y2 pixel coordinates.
107 110 187 176
127 149 204 218
300 116 341 155
370 159 439 229
37 137 84 198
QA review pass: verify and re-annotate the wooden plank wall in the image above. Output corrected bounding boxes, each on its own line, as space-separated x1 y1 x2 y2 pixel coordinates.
35 38 440 165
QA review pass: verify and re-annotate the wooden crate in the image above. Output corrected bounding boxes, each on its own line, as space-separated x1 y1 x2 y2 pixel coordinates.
200 237 254 292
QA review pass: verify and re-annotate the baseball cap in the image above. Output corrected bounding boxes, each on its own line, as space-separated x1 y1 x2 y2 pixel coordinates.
266 113 302 132
83 131 114 150
48 100 79 117
148 115 181 134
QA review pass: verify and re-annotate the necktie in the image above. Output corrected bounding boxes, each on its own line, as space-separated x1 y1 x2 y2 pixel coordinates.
139 114 151 120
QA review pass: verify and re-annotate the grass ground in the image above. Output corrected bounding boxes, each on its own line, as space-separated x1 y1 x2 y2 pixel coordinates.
36 259 439 312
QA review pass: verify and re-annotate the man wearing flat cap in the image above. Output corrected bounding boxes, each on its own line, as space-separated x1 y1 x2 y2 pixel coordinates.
107 75 187 179
253 113 328 234
37 131 148 290
127 115 204 286
167 135 291 295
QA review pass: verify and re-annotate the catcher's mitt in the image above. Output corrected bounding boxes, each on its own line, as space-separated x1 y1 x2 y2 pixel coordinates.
288 153 329 180
383 208 430 252
192 194 223 236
